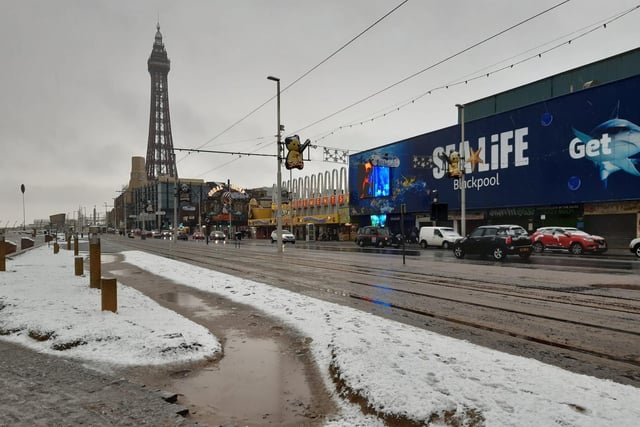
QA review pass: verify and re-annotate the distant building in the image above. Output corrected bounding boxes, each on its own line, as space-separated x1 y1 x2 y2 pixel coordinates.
254 168 351 241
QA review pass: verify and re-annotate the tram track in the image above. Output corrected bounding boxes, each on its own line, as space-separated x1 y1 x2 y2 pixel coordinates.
347 280 640 336
347 292 640 367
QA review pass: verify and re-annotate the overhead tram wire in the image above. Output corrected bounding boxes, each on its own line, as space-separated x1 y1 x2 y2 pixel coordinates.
190 1 637 165
309 3 640 144
293 0 571 136
281 0 409 94
182 0 571 173
179 0 410 168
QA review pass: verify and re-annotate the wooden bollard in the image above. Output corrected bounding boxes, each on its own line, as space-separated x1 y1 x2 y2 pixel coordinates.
66 237 71 250
101 277 117 312
0 239 5 272
74 256 83 276
73 235 79 256
53 242 60 254
89 237 101 289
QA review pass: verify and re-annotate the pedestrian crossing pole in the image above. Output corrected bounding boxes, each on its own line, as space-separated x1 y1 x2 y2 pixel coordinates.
401 203 406 265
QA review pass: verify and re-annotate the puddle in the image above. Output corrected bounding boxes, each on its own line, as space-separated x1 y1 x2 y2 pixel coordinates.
104 263 331 426
159 291 228 318
171 330 314 426
100 254 119 264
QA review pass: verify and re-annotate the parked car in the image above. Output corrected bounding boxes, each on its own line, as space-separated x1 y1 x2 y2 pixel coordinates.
192 231 205 240
210 231 226 241
271 229 296 244
355 226 396 247
419 226 462 249
531 227 607 255
151 229 162 238
629 237 640 258
453 224 533 261
176 232 189 241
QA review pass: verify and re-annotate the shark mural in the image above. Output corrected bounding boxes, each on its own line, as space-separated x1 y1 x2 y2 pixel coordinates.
571 118 640 186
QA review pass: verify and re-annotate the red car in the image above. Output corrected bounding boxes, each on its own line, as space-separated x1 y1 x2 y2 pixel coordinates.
531 227 607 255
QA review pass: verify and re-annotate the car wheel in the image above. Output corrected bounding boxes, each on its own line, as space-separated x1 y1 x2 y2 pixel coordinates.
453 245 465 259
358 240 365 247
271 239 275 244
635 244 640 258
570 242 584 255
491 246 506 261
377 240 385 248
420 241 427 249
442 241 450 249
532 241 544 253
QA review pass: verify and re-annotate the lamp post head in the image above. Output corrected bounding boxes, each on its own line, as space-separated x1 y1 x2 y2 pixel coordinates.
267 76 280 82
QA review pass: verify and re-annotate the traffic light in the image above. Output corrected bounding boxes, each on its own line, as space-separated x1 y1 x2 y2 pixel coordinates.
430 203 448 221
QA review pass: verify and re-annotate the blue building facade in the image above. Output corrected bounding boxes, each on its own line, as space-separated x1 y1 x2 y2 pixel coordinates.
349 74 640 247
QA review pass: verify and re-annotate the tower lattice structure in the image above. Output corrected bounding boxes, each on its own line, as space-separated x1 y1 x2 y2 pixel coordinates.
145 24 178 181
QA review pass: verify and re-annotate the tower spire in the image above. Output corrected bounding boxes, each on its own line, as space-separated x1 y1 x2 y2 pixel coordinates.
145 24 177 180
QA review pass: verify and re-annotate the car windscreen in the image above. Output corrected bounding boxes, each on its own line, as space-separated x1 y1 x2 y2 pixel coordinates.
507 227 528 236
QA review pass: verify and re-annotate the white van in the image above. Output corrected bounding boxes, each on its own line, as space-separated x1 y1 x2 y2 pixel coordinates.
419 226 462 249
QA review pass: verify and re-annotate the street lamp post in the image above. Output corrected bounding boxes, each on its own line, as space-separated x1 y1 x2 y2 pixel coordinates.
172 180 178 253
267 75 283 253
116 190 127 236
456 104 466 236
20 184 25 230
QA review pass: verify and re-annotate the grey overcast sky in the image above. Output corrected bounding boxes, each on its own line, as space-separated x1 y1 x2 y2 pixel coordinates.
1 0 639 226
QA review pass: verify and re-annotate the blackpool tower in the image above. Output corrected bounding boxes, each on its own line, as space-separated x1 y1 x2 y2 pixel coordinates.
145 24 178 181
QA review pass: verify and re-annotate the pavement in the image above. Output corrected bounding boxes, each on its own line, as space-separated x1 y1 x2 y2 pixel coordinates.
0 233 204 427
0 339 199 427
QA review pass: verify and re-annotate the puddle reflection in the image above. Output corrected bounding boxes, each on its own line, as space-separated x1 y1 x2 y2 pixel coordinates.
159 292 228 318
171 330 312 425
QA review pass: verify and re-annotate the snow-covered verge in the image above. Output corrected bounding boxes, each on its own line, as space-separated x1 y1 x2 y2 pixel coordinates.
0 246 220 366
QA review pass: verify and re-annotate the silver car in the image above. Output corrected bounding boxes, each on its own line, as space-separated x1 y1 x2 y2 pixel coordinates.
271 229 295 244
630 237 640 258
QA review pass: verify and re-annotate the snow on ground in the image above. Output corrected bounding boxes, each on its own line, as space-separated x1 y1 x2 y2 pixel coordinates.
0 245 220 365
1 244 639 426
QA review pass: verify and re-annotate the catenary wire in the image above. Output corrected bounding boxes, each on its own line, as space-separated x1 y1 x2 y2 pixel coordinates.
179 0 409 163
310 4 640 145
292 0 571 135
188 1 570 175
193 2 637 172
